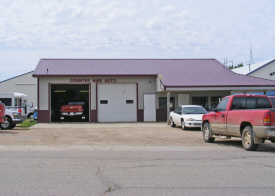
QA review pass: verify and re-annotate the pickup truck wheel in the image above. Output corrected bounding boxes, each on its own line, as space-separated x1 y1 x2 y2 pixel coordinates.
27 113 34 119
170 118 175 127
242 126 259 151
1 117 12 130
270 138 275 143
181 120 186 130
202 123 215 143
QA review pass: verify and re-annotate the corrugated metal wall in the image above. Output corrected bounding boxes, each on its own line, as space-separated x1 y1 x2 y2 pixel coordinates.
38 76 156 111
0 72 37 107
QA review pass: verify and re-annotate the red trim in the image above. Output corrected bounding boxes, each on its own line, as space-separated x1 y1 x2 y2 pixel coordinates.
89 83 91 123
33 74 158 78
156 109 167 122
90 110 97 122
48 83 51 122
37 78 40 110
154 84 270 88
38 110 50 123
136 83 138 121
137 109 144 122
96 83 98 122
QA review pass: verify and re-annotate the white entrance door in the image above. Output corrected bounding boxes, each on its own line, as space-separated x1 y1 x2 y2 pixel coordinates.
98 83 137 122
144 94 156 122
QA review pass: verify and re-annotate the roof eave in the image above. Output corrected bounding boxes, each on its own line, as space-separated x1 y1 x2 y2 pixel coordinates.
32 74 158 78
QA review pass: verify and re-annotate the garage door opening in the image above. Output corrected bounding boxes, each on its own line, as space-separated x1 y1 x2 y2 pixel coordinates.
51 84 89 122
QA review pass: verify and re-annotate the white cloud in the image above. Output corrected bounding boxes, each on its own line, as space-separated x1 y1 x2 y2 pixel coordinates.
0 0 275 81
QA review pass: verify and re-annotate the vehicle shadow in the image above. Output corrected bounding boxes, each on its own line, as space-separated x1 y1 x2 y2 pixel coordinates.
0 130 18 134
180 127 201 132
214 139 243 149
214 139 275 152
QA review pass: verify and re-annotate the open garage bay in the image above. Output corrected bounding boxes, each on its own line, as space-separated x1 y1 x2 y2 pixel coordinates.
50 84 89 122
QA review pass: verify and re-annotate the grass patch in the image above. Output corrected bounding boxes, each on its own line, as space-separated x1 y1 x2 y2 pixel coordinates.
19 119 37 128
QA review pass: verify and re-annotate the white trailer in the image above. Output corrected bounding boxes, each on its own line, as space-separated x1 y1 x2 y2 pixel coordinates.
0 92 37 118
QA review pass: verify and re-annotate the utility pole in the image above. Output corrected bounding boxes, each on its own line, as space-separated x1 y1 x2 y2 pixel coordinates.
224 59 233 68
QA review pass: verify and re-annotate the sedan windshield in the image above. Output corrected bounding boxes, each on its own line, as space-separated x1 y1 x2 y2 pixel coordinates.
182 107 207 114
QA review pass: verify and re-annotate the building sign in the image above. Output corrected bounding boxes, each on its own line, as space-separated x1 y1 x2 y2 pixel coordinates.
93 79 117 83
70 79 91 83
270 72 275 76
70 79 117 83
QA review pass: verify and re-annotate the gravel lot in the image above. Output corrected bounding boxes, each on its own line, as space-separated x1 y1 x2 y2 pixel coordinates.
0 123 224 147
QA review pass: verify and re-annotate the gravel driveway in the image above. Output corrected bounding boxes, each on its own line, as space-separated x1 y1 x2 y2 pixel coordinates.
0 123 220 147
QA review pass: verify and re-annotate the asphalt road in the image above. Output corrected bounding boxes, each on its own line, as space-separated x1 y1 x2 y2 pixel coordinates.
1 123 275 196
1 145 275 196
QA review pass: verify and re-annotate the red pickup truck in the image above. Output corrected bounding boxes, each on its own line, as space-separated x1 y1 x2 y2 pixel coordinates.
201 94 275 151
60 100 85 121
0 102 7 124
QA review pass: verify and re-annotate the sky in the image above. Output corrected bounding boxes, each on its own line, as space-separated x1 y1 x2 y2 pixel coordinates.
0 0 275 82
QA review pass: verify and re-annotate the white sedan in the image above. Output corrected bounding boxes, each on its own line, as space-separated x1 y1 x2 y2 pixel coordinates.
169 105 208 130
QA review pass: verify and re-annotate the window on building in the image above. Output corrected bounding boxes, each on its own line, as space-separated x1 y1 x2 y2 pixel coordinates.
210 97 223 110
126 100 134 104
159 97 175 109
192 97 208 109
100 100 108 104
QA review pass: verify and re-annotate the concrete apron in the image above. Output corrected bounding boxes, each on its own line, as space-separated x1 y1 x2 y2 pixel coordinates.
30 122 167 129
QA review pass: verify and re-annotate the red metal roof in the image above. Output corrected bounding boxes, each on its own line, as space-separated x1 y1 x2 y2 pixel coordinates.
33 59 275 88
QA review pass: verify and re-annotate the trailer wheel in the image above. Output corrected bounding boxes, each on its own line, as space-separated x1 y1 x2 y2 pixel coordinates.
1 117 12 130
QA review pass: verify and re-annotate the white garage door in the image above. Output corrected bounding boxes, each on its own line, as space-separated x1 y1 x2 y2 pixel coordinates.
98 83 137 122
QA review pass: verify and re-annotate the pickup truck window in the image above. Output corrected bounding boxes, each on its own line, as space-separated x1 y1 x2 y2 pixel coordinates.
231 97 271 110
268 97 275 108
216 97 229 111
257 97 272 108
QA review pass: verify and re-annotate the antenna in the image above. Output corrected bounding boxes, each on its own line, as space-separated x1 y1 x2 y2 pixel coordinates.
224 59 233 68
249 44 254 65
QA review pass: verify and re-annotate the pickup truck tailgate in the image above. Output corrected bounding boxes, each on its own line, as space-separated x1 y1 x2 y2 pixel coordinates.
61 105 82 112
270 108 275 126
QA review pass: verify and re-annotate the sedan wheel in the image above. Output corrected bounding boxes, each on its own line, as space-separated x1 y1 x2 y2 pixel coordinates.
170 118 175 127
181 120 186 130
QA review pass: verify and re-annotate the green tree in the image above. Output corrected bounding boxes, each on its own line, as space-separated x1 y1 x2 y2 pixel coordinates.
227 63 244 69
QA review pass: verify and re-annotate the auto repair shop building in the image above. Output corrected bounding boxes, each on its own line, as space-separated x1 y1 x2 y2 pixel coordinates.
33 59 275 123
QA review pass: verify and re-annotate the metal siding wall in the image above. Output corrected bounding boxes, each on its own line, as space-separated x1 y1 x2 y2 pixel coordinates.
249 61 275 80
0 72 37 107
38 76 157 112
39 78 49 110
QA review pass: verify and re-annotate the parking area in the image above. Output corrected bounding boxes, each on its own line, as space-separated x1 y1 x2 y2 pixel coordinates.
0 122 244 147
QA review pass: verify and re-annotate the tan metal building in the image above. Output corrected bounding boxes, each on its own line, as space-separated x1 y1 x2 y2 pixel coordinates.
33 59 275 123
0 71 37 107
